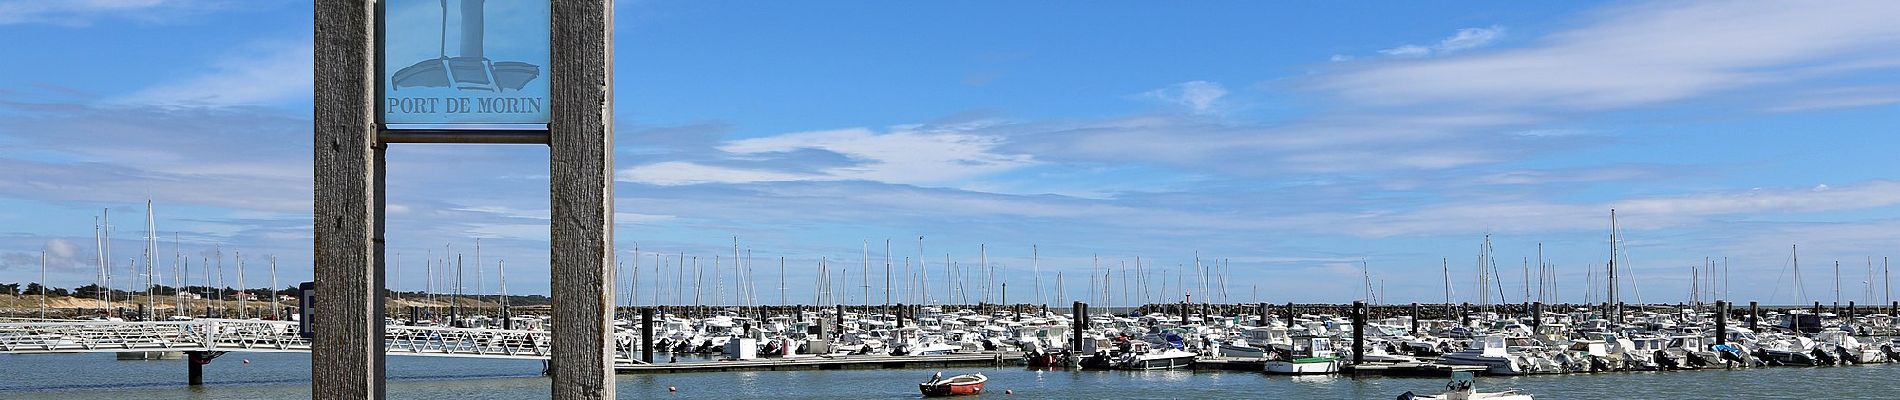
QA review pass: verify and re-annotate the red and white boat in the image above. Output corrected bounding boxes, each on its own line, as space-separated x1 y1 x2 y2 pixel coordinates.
918 372 987 397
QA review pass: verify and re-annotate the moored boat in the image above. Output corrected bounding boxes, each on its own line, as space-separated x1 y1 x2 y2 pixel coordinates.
1264 337 1341 375
1398 372 1533 400
1263 356 1340 374
919 372 987 397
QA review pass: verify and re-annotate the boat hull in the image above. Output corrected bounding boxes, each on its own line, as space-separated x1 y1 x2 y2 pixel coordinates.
1117 355 1196 370
1263 358 1339 375
919 374 987 397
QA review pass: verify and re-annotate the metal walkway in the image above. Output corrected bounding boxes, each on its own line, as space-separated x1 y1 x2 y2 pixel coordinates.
0 319 635 362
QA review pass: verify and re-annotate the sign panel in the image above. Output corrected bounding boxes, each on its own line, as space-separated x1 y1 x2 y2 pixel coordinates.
298 281 315 339
382 0 550 126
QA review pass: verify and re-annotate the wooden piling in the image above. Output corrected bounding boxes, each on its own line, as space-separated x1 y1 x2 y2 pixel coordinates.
641 308 655 364
1351 301 1365 365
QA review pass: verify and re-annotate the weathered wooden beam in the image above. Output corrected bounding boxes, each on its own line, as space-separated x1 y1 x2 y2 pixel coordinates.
312 0 384 398
549 0 616 398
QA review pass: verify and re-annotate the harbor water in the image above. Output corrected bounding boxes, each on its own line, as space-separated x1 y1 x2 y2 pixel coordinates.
4 352 1893 399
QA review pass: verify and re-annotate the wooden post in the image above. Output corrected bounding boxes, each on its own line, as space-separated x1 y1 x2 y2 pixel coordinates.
313 0 385 397
1410 302 1420 334
1749 301 1759 331
1531 302 1542 328
1284 302 1295 327
1071 302 1085 351
549 1 616 398
187 350 207 386
1714 300 1727 345
641 307 655 363
1351 301 1365 365
1258 302 1269 327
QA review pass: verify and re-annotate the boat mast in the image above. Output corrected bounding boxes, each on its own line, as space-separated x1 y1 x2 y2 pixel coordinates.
1608 209 1619 322
1537 243 1545 304
779 256 786 306
39 248 47 319
95 213 105 311
1522 257 1529 305
919 236 928 305
885 239 892 307
499 258 508 311
1442 258 1451 316
638 244 646 309
146 199 157 320
236 251 245 319
426 253 435 313
1032 245 1043 306
174 233 182 318
1793 244 1803 305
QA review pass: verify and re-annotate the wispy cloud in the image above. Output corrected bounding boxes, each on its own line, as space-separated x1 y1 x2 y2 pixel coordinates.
1379 26 1505 57
1141 81 1228 115
619 124 1036 187
114 39 313 107
1325 2 1900 110
1765 85 1900 112
0 0 218 26
1319 180 1900 237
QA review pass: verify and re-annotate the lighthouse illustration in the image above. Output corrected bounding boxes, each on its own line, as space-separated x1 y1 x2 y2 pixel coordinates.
390 0 540 92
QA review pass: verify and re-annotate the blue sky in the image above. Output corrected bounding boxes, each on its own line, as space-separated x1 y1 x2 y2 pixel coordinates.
3 0 1900 307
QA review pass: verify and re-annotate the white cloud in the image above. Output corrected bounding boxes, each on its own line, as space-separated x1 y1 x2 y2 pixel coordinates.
1324 180 1900 237
0 0 197 26
1378 26 1505 57
617 161 817 186
1378 45 1431 57
1436 26 1506 53
1765 85 1900 112
1141 81 1228 114
1326 2 1900 109
114 39 313 107
620 125 1035 187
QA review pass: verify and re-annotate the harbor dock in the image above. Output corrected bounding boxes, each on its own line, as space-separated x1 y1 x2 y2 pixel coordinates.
615 352 1020 374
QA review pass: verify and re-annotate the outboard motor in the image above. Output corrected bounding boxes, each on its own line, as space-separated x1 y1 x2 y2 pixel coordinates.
1751 348 1778 366
1834 346 1857 365
1589 355 1610 372
1685 352 1708 368
1654 350 1678 370
1812 348 1837 366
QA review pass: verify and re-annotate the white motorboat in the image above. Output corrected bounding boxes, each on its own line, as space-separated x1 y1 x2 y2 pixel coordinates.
1114 340 1197 370
1398 372 1534 400
1439 335 1524 375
